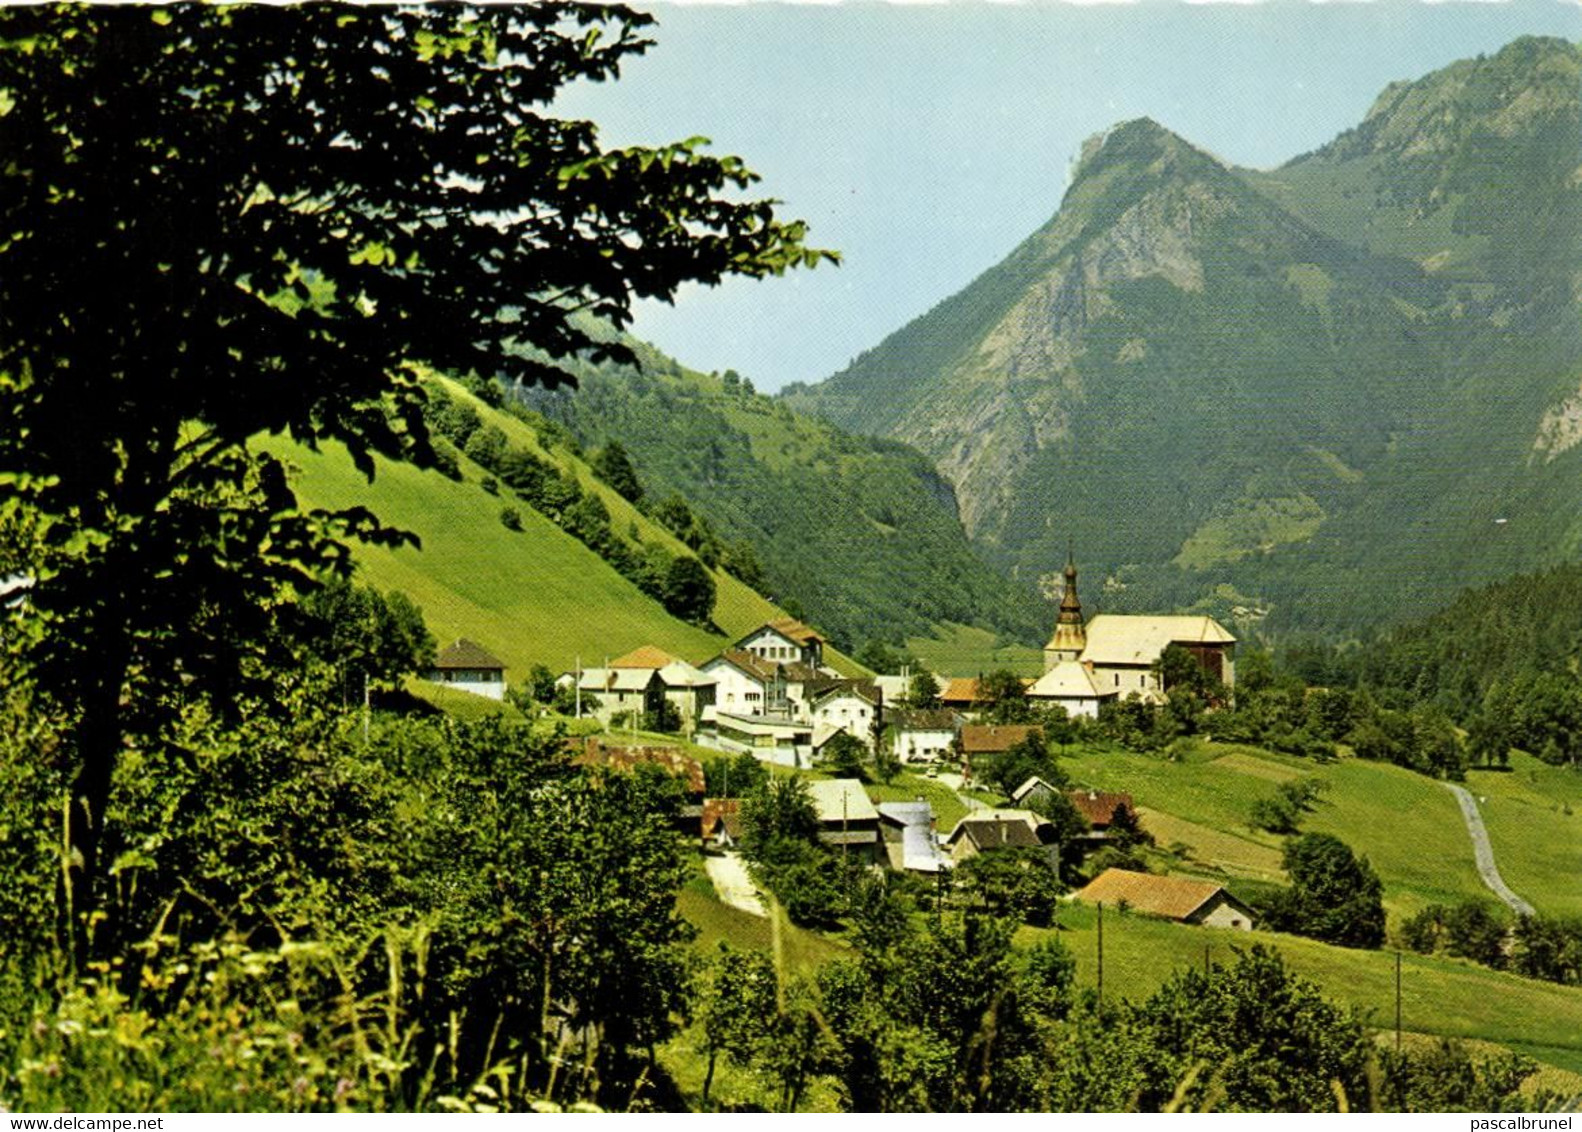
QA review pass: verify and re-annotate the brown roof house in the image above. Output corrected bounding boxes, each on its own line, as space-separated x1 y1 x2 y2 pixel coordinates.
429 639 507 701
700 798 744 849
944 808 1049 863
959 723 1042 785
1075 868 1255 931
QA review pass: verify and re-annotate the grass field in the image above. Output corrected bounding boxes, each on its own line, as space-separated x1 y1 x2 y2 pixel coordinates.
257 376 867 682
1058 739 1492 921
1030 902 1582 1081
1466 752 1582 919
866 772 970 830
907 622 1043 678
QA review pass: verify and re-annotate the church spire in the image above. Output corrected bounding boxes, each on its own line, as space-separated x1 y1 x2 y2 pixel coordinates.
1044 551 1087 671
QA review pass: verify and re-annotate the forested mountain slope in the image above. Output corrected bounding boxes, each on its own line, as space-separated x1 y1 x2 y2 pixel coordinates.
787 38 1582 637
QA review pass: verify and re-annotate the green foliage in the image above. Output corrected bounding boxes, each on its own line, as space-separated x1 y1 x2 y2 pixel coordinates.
499 505 523 532
1376 1040 1539 1113
820 732 869 783
590 441 644 504
1250 777 1328 835
1268 834 1386 950
702 751 770 799
661 555 717 625
955 846 1063 925
977 669 1034 724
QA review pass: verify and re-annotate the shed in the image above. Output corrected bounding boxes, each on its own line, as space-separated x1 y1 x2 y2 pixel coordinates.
1074 868 1255 931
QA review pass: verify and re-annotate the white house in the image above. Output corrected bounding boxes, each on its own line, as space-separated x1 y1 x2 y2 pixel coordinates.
808 681 882 750
429 639 507 701
695 711 813 768
573 665 664 725
604 645 717 732
1025 660 1116 719
734 618 828 671
887 708 959 764
700 649 788 718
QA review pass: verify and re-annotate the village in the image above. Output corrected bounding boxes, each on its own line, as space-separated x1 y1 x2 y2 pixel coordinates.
422 560 1256 933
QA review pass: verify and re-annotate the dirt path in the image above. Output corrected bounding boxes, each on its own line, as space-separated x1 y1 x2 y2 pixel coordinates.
1443 782 1536 917
705 851 766 918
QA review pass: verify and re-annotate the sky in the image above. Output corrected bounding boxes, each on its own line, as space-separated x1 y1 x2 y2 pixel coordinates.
555 1 1582 393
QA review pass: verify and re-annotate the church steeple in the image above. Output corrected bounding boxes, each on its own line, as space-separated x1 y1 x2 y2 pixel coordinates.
1043 552 1087 671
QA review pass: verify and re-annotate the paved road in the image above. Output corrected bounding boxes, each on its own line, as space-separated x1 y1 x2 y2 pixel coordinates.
1442 782 1536 917
705 851 766 918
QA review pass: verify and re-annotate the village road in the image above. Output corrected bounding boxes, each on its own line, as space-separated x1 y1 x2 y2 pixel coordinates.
705 851 767 918
1442 782 1536 917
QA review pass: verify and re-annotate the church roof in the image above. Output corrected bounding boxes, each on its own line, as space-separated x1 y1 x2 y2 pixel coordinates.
1027 660 1112 700
1080 615 1235 666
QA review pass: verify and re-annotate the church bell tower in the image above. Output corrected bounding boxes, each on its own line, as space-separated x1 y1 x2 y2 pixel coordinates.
1043 554 1086 671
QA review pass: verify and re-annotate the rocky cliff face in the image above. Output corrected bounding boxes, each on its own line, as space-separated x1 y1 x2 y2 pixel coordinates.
787 38 1582 634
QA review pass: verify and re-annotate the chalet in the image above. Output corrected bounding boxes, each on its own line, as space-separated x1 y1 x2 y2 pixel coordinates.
607 645 717 732
429 639 507 701
876 800 951 873
945 808 1047 863
1025 659 1116 719
1074 868 1255 931
888 707 959 764
959 723 1042 782
734 618 828 671
573 664 664 725
809 681 882 750
1041 559 1236 698
807 778 882 863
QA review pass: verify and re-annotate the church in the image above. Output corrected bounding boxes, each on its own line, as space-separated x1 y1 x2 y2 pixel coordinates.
1027 557 1236 714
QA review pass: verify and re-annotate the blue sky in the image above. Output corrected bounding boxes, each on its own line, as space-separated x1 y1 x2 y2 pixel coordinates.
555 1 1582 392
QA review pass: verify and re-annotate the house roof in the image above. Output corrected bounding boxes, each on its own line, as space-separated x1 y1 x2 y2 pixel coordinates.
1009 776 1062 805
706 648 780 683
959 724 1041 754
811 680 881 709
1067 789 1134 828
876 801 951 872
435 639 505 671
609 645 679 670
656 659 715 689
700 797 743 840
1080 615 1236 667
889 708 959 732
953 818 1042 852
577 666 659 693
576 738 706 795
765 617 824 646
1074 868 1234 921
1027 660 1112 700
806 778 879 824
945 808 1043 843
940 677 980 705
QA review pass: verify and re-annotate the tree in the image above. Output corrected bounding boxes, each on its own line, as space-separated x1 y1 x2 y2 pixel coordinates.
976 669 1032 723
660 555 716 624
1268 833 1386 949
1 3 831 940
821 731 869 782
591 441 644 504
296 578 437 697
906 664 942 710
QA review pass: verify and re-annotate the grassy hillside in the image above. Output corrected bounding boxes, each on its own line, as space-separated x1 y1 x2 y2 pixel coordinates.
518 335 1047 653
258 377 864 680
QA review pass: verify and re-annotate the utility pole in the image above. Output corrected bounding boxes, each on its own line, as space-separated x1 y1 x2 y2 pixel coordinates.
362 671 370 747
1395 950 1403 1051
575 655 582 719
1094 904 1107 999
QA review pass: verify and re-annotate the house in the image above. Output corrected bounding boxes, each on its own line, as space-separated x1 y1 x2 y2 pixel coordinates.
734 618 828 671
873 671 949 706
939 677 982 713
429 639 507 700
888 708 959 764
1041 559 1236 698
701 649 790 718
944 809 1047 863
1025 660 1116 719
607 645 717 733
574 736 707 831
959 723 1043 782
876 800 951 873
809 681 883 750
806 778 881 863
696 711 813 768
1074 868 1256 931
1009 776 1064 812
700 798 743 849
572 664 664 725
1066 789 1137 836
